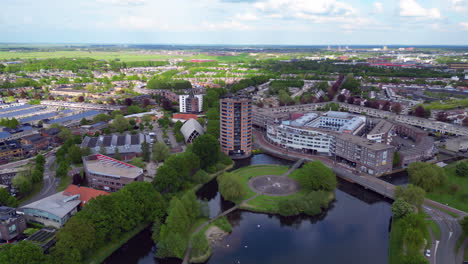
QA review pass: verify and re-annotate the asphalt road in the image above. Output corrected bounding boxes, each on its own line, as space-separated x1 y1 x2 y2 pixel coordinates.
423 205 465 264
20 155 59 206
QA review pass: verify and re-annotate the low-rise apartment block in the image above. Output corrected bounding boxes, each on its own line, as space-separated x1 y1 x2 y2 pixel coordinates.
83 154 144 192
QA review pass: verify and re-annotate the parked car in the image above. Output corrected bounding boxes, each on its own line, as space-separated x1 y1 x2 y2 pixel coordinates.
425 249 431 257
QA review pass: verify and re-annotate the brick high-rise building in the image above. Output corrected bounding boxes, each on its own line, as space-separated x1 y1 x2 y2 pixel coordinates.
220 96 252 158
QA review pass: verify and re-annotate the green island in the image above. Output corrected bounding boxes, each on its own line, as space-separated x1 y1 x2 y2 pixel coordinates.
218 162 336 217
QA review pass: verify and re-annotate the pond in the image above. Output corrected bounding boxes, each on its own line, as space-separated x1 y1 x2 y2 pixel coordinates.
104 154 392 264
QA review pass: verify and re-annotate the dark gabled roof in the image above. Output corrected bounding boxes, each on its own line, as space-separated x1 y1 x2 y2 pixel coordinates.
102 136 113 147
87 137 98 148
44 128 60 135
117 135 126 146
23 134 44 143
131 135 139 145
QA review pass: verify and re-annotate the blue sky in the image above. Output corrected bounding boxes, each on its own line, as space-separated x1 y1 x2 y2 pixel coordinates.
0 0 467 45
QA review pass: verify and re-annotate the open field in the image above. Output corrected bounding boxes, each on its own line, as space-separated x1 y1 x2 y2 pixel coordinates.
426 161 468 213
422 98 468 110
0 50 295 62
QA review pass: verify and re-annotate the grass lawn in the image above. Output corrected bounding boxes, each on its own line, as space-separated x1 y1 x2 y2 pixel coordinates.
426 219 441 240
230 165 334 214
426 161 468 213
389 218 405 264
56 174 72 192
86 223 148 264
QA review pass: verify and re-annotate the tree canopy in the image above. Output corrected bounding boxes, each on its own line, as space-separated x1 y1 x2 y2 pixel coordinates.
408 162 446 192
192 134 220 169
295 161 337 191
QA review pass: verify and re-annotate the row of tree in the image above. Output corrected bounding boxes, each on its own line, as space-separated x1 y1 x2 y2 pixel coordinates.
390 184 429 264
153 191 201 258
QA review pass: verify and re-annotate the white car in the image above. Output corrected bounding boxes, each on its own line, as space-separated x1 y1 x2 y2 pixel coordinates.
425 249 431 257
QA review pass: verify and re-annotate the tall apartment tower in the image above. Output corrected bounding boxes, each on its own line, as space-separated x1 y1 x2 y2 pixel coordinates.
220 96 252 158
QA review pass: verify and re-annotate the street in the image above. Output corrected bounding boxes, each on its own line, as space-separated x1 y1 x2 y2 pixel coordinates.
20 155 59 206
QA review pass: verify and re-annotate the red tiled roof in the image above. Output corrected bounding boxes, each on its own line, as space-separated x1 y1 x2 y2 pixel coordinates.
63 185 110 206
173 113 198 121
290 113 304 121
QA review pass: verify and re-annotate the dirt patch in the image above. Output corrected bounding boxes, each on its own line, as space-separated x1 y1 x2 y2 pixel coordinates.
205 226 228 246
248 175 300 196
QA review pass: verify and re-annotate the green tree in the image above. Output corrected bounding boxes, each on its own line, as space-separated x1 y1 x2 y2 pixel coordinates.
114 147 121 160
51 217 96 264
0 241 47 264
141 141 150 162
181 191 200 221
129 157 145 168
93 113 111 123
400 254 429 264
217 172 246 202
192 134 220 169
190 231 210 259
460 216 468 237
391 198 414 218
408 162 446 192
111 114 129 133
206 120 220 139
296 161 337 191
68 145 83 164
12 173 32 194
455 161 468 178
393 151 401 167
395 184 425 210
152 142 170 162
58 127 73 142
35 154 45 167
0 188 18 207
153 165 182 194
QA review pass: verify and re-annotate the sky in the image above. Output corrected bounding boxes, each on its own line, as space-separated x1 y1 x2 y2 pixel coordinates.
0 0 467 45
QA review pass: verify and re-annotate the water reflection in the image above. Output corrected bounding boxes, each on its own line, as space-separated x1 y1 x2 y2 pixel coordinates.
105 154 392 264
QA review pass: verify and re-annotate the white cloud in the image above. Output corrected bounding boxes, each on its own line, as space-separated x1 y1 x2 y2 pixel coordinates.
254 0 356 17
460 22 468 31
204 20 253 31
399 0 441 19
449 0 467 13
235 12 259 21
96 0 148 5
116 16 168 31
372 2 383 14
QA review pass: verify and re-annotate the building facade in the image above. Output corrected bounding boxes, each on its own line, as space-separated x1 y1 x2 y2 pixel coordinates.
333 133 394 176
20 192 81 228
179 94 203 113
220 96 253 158
83 154 144 192
0 206 27 241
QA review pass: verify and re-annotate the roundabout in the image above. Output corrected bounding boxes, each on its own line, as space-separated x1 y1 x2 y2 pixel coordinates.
248 175 300 196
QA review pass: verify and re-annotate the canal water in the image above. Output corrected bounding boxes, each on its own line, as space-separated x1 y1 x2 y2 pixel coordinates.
104 154 392 264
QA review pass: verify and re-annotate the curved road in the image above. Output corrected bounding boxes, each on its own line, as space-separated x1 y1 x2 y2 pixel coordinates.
20 154 59 206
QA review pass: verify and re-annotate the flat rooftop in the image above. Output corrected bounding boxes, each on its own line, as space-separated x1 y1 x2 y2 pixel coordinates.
21 192 81 219
369 120 394 135
84 159 143 179
336 133 394 151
